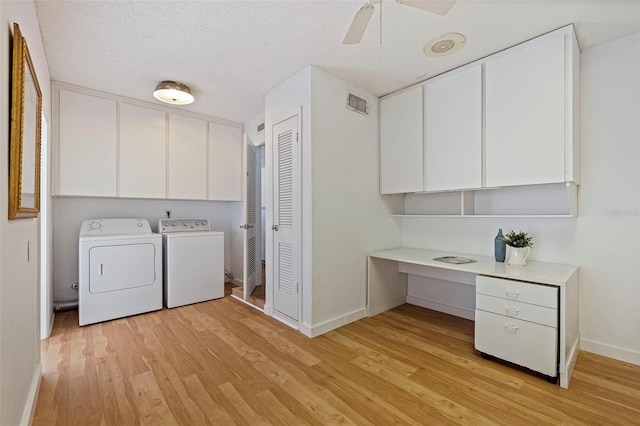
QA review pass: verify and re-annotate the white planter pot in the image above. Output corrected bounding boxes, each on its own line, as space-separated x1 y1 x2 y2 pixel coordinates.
507 246 530 266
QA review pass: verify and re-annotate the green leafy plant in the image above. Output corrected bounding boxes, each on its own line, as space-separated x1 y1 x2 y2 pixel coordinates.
502 230 533 248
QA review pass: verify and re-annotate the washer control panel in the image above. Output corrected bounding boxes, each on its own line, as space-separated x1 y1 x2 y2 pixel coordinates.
80 219 151 236
158 218 211 233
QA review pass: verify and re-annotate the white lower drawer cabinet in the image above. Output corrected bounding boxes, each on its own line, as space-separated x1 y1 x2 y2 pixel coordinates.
475 310 558 377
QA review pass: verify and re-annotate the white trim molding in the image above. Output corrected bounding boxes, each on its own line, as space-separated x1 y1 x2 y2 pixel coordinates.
580 337 640 366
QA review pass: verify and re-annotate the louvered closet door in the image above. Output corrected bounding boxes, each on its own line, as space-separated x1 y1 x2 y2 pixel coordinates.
272 115 299 321
243 142 259 300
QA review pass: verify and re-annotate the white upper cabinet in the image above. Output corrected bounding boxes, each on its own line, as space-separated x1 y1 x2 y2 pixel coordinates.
54 83 244 201
119 103 166 198
168 114 208 200
208 122 243 201
424 65 482 192
380 85 424 194
485 32 575 188
58 90 117 196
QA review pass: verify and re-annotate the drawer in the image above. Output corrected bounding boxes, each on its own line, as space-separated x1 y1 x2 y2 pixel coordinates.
476 294 557 327
474 309 557 377
476 276 558 308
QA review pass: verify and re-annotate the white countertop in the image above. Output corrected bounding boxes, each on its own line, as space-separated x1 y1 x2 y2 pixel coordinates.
369 247 577 286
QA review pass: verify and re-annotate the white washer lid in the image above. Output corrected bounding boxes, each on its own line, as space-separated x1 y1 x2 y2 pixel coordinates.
79 219 152 237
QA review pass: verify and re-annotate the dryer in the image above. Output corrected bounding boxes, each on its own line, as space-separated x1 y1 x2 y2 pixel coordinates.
79 218 162 326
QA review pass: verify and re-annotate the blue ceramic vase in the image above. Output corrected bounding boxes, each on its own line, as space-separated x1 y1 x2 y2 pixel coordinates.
494 229 506 262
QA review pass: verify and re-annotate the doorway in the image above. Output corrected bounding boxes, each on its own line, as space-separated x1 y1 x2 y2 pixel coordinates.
231 140 266 309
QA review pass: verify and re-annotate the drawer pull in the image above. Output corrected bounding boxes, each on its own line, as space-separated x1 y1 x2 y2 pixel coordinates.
506 306 520 315
506 289 520 298
505 323 519 332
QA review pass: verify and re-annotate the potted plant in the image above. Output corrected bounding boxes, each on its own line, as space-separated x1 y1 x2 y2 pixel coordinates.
503 231 533 266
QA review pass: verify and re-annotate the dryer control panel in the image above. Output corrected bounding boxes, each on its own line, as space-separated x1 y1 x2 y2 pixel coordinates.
158 218 211 233
80 219 152 236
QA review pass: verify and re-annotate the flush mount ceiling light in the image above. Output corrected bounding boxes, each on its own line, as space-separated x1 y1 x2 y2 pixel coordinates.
153 81 194 105
424 33 466 57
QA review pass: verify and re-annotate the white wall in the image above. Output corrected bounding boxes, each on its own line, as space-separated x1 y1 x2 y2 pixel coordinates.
577 32 640 363
402 32 640 365
246 113 265 147
266 66 403 334
0 1 51 424
52 197 243 301
309 67 402 330
264 66 311 324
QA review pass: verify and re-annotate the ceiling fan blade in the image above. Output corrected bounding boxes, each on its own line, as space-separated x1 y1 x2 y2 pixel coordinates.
342 4 375 45
397 0 457 16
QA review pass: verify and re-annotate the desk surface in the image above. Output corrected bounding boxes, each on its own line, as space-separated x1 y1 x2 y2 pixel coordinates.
369 247 577 286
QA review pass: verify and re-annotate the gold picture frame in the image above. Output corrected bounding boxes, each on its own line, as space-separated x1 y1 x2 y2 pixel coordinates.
9 23 42 220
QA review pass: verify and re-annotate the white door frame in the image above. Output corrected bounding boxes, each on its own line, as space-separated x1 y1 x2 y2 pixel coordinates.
266 108 302 328
242 139 259 300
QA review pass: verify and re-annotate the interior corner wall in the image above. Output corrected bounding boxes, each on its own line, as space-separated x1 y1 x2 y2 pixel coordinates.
0 1 52 424
575 32 640 363
309 67 402 329
402 32 640 365
245 113 266 147
264 66 312 325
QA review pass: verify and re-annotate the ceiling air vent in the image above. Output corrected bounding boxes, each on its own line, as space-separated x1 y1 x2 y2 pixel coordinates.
346 92 370 115
257 122 265 134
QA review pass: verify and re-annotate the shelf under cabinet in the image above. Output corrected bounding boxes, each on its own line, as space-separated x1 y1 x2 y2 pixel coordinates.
392 214 576 218
393 182 578 217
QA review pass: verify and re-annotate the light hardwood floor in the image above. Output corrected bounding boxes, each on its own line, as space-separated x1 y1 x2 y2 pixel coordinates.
33 287 640 425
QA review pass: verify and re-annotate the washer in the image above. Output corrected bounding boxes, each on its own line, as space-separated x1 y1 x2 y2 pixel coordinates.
79 219 162 326
159 218 224 308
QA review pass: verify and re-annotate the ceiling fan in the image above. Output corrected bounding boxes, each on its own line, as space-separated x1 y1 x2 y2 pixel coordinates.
343 0 457 45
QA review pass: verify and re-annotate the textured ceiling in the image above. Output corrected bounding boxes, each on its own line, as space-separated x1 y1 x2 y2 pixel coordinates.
35 0 640 123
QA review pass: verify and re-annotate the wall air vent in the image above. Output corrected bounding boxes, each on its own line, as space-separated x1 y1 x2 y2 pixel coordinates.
257 122 265 134
346 92 370 115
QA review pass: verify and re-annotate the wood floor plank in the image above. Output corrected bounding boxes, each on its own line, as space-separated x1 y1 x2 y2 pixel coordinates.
33 289 640 426
351 355 499 425
218 382 270 425
181 374 235 425
129 370 179 425
240 316 322 367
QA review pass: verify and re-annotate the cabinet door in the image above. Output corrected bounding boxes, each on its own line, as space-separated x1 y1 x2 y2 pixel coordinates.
208 122 243 201
119 104 166 198
424 65 482 191
167 114 207 200
485 34 566 187
380 85 424 194
58 90 117 196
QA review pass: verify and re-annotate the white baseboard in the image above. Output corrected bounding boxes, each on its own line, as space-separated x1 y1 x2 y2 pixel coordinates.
20 362 42 426
272 310 298 330
298 308 367 338
367 297 406 317
580 337 640 366
230 293 265 313
406 296 475 321
230 277 243 287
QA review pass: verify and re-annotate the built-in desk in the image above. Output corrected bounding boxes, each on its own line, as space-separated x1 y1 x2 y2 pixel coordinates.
367 247 579 388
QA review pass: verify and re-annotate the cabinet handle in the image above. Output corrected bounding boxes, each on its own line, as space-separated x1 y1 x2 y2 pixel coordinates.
506 306 520 315
506 289 520 298
505 324 519 332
